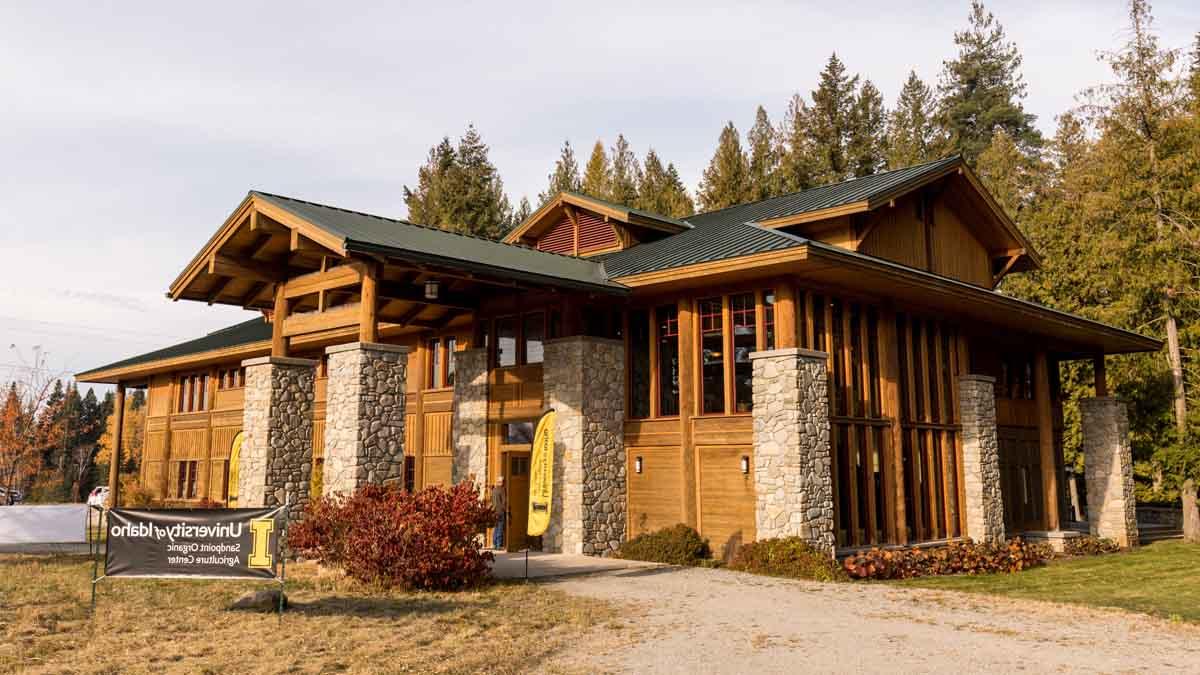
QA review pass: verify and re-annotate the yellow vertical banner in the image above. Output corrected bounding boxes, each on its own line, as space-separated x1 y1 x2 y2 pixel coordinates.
527 409 555 536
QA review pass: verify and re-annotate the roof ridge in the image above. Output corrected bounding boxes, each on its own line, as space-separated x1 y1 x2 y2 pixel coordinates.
684 154 961 223
251 190 599 265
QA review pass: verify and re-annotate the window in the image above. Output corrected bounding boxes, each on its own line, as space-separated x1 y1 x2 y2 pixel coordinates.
427 338 442 388
657 305 679 416
731 293 756 412
510 455 530 476
763 290 776 350
699 297 725 414
496 316 517 367
445 337 457 387
523 312 545 364
216 368 245 390
176 461 198 499
503 421 535 445
629 308 651 418
404 456 415 493
176 373 210 413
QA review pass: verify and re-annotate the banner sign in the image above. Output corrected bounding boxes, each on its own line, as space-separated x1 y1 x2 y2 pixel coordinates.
527 409 555 536
105 507 285 580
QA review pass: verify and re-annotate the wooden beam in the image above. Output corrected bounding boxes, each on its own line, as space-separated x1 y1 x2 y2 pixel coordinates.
107 383 126 506
360 262 379 343
283 304 360 337
775 284 798 349
246 232 276 261
249 209 288 235
677 297 697 529
878 308 906 544
291 229 331 254
272 283 289 357
1034 351 1061 530
206 276 234 305
209 253 285 284
991 254 1021 287
1094 355 1108 397
240 281 268 308
284 264 363 300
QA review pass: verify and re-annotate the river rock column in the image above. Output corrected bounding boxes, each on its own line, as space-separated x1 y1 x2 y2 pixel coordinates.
543 336 626 556
750 347 836 555
451 348 489 490
1080 397 1139 548
322 342 408 497
239 356 317 522
958 375 1006 545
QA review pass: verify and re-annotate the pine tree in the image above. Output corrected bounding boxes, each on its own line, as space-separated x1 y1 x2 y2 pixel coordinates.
974 128 1040 220
808 53 860 183
747 106 781 200
402 125 514 239
938 1 1041 162
637 150 695 218
697 122 751 211
609 134 641 206
581 140 612 200
848 79 888 176
538 140 582 205
888 71 942 168
777 94 819 192
511 197 532 230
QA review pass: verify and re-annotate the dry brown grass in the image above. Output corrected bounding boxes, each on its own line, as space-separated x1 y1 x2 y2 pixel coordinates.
0 554 616 675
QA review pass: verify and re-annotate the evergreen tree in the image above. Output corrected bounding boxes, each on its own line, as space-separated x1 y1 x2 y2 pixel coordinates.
637 150 695 218
538 140 582 205
937 1 1041 161
848 79 888 176
402 125 514 239
974 128 1040 220
581 140 612 200
697 122 751 212
747 106 781 200
888 71 942 168
808 53 860 183
511 197 532 230
777 94 819 192
609 134 642 206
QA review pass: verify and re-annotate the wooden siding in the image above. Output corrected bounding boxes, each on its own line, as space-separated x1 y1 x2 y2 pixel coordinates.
533 210 619 256
626 445 683 537
536 214 575 254
697 444 756 560
858 191 992 287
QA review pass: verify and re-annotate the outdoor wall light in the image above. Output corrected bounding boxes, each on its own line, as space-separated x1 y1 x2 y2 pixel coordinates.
424 279 440 300
635 456 643 474
740 455 750 474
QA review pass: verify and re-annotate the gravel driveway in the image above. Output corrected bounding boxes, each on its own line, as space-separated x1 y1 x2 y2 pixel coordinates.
542 566 1200 674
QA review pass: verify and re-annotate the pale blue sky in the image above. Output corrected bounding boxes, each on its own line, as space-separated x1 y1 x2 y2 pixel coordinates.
1 0 1195 389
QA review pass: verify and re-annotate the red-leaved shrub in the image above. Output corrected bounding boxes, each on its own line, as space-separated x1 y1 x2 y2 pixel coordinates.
289 481 496 591
842 538 1051 580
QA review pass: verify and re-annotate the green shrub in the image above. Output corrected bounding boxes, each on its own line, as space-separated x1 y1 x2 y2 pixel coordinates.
843 538 1052 580
1064 535 1121 556
615 524 711 565
728 537 846 582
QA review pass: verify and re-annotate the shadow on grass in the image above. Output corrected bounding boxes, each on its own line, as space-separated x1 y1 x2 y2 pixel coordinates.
286 591 502 619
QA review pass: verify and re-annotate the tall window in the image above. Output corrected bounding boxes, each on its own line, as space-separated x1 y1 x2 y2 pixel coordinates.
496 316 517 367
731 293 756 412
657 305 680 416
427 338 442 388
523 312 545 364
629 309 651 418
699 297 725 414
176 461 198 499
763 290 776 350
445 337 457 386
176 373 210 413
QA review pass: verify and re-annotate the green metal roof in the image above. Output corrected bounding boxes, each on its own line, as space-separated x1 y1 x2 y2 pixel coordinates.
557 190 692 230
253 191 627 295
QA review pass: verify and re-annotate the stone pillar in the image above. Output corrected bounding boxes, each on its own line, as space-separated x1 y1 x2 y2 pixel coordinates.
1080 397 1139 548
749 347 835 555
958 375 1006 544
543 336 626 556
451 348 489 488
322 342 408 497
239 356 317 522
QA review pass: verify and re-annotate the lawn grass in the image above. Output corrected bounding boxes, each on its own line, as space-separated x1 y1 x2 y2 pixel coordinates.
899 541 1200 623
0 554 615 674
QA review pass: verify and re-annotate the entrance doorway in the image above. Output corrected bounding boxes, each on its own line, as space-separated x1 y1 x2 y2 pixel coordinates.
504 451 531 551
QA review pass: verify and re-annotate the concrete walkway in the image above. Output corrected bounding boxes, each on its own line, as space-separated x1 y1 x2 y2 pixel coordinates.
489 551 659 580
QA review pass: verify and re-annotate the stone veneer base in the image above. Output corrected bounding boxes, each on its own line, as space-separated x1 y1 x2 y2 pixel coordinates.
239 356 317 522
1080 397 1139 548
958 375 1006 544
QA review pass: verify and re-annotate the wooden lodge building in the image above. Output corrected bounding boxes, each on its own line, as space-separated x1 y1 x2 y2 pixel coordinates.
79 156 1157 556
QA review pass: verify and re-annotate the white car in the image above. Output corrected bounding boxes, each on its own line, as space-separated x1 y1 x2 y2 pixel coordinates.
0 487 22 505
87 486 111 508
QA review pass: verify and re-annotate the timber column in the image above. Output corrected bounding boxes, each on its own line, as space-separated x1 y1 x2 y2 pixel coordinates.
451 348 489 488
749 347 836 555
543 336 626 556
239 355 318 522
957 375 1006 544
322 342 409 496
1080 397 1139 547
